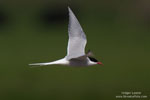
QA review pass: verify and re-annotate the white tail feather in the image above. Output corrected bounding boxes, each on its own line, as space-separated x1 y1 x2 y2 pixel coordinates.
29 58 68 67
29 63 50 66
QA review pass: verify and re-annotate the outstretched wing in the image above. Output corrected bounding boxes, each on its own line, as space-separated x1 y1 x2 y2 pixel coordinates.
66 7 87 60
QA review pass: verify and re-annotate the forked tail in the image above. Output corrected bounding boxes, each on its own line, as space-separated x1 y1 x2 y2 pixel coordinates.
29 62 51 66
29 58 67 67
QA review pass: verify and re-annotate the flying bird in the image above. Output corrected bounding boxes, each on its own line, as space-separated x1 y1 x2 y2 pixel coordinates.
29 7 103 67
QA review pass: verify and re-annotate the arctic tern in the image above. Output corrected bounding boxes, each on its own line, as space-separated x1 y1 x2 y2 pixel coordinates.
29 7 103 67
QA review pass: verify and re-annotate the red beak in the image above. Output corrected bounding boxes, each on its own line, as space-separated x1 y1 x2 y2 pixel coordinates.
97 62 103 65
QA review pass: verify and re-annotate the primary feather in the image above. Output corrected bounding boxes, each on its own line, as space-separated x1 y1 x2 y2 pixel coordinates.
66 7 87 60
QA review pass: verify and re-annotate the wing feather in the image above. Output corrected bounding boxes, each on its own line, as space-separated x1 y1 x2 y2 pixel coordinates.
66 7 87 60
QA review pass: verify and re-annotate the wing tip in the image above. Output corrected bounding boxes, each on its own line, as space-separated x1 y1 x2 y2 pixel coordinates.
68 6 73 14
68 6 70 9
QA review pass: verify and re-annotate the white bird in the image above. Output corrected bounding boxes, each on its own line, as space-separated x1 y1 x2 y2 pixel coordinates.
29 7 103 67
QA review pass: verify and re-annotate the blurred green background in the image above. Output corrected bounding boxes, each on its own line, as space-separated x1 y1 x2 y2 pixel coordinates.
0 0 150 100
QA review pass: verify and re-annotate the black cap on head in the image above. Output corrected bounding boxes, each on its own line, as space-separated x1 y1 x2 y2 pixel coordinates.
88 57 98 62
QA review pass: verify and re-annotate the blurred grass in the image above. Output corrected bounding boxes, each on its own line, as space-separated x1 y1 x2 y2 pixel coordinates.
0 1 150 100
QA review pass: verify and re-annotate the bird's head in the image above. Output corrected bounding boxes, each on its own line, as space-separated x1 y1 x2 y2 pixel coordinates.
88 57 103 65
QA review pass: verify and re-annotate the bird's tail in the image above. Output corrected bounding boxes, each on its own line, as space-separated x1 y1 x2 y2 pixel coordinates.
29 59 64 67
29 62 50 66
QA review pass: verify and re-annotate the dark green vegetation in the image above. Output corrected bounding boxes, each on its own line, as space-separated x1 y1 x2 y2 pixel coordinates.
0 1 150 100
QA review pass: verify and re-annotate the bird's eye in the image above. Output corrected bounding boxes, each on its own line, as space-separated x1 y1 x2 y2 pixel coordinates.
88 57 98 62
